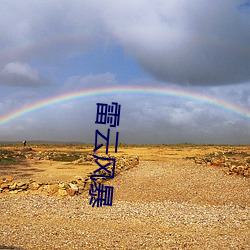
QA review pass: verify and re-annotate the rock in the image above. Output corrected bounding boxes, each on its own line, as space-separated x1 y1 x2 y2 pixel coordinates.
78 184 84 194
211 158 224 166
230 165 237 172
214 152 220 157
8 183 17 190
73 159 81 164
235 165 245 174
58 189 68 196
69 183 79 192
16 182 26 187
25 154 33 159
29 182 41 190
204 157 212 163
0 183 10 189
67 188 76 196
58 182 67 189
16 182 28 190
9 190 19 194
84 180 92 190
85 155 93 161
46 184 59 195
20 184 28 190
243 170 250 177
195 158 203 164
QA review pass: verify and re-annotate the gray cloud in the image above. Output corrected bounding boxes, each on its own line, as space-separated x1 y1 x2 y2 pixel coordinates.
101 0 250 85
0 0 102 68
0 62 48 87
2 1 250 86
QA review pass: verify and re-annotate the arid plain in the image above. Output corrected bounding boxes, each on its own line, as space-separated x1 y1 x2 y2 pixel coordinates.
0 144 249 249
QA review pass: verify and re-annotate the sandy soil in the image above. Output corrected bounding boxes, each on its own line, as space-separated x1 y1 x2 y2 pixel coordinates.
0 145 249 249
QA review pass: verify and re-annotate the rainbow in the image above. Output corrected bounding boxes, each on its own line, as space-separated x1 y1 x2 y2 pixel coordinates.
0 86 249 125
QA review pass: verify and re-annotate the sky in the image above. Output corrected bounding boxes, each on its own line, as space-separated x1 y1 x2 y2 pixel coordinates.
0 0 250 144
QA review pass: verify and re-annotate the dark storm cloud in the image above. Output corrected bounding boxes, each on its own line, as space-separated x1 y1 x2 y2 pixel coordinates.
1 1 250 86
102 0 250 85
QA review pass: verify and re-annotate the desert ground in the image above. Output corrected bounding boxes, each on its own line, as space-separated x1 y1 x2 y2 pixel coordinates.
0 144 249 249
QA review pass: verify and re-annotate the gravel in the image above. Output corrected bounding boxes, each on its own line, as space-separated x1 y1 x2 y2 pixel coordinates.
0 160 249 249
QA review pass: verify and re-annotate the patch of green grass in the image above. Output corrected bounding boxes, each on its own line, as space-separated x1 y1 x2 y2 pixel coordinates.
0 149 18 165
0 149 25 165
0 158 19 165
0 149 13 154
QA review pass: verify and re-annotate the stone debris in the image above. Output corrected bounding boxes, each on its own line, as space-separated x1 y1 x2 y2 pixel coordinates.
193 151 250 177
0 157 249 249
0 154 139 196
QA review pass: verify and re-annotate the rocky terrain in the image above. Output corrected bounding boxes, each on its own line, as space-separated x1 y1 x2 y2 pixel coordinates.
0 147 139 196
193 149 250 177
0 144 249 249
